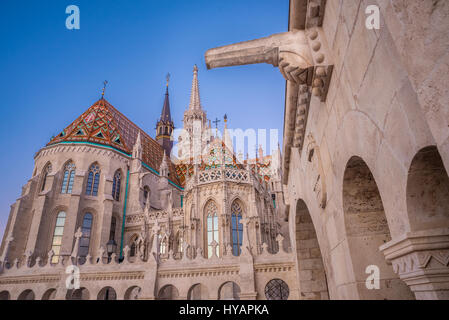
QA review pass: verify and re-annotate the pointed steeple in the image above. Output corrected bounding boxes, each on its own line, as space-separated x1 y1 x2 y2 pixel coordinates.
160 75 172 122
133 131 142 159
189 65 202 110
156 74 174 156
159 151 169 177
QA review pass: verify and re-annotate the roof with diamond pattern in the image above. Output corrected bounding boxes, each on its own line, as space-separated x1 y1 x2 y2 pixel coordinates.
48 98 181 187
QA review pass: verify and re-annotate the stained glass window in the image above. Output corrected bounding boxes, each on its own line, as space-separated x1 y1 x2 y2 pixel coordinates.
78 213 93 258
112 170 121 201
206 201 219 258
265 279 289 300
61 162 76 194
231 201 243 256
50 211 66 264
85 164 100 196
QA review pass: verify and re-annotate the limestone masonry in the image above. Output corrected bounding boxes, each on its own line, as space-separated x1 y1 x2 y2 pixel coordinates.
1 0 448 300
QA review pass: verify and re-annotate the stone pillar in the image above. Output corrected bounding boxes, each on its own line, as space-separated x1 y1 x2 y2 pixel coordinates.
238 218 257 300
95 197 114 254
24 194 49 256
381 228 449 300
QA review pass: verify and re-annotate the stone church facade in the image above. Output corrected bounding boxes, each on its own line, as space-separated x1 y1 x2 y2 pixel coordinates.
0 63 294 300
1 0 449 301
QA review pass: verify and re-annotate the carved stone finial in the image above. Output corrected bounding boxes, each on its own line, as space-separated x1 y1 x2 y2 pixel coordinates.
47 250 55 265
123 245 130 261
210 240 219 258
261 243 269 255
276 234 285 254
71 227 83 260
97 246 105 264
181 242 190 261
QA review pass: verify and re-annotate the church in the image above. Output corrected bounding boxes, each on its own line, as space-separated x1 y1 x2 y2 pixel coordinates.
0 65 298 300
1 0 449 301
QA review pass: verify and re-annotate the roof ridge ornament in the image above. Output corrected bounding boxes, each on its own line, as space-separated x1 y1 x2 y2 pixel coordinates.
101 80 108 99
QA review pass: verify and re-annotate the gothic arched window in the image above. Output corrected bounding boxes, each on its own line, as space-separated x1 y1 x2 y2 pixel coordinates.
112 170 122 201
41 163 52 192
85 163 100 196
61 162 76 194
129 235 138 257
50 211 66 263
206 201 219 258
231 201 244 256
78 213 93 258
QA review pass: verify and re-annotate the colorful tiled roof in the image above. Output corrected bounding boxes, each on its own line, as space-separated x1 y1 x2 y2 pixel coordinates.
47 98 181 187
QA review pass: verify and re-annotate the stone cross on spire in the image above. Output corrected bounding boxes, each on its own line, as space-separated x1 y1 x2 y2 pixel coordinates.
189 65 202 110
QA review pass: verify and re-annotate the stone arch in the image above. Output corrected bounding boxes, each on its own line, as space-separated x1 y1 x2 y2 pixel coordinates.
0 291 10 300
66 287 90 300
295 199 329 300
97 286 117 300
41 288 57 300
218 281 241 300
124 286 141 300
128 233 139 258
343 156 414 299
157 285 180 300
406 146 449 231
187 283 209 300
17 289 35 300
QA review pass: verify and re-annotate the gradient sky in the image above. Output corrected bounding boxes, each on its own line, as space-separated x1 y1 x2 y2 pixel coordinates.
0 0 288 240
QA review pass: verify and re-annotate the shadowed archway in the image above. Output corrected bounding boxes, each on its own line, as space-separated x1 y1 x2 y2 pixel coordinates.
343 156 414 299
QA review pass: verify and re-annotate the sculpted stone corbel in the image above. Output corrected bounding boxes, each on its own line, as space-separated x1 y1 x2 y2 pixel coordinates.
205 27 333 101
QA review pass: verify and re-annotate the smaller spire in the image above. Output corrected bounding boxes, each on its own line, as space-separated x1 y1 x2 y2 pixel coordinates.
160 151 169 177
189 65 202 110
133 131 142 159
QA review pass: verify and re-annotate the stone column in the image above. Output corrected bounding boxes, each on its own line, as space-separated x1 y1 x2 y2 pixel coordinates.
381 228 449 300
24 193 49 256
238 218 257 300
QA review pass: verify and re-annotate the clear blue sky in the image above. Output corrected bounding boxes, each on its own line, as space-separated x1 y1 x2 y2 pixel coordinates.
0 0 288 239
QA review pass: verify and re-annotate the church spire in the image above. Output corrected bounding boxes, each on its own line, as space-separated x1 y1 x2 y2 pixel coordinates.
189 65 202 110
160 73 172 122
156 74 174 156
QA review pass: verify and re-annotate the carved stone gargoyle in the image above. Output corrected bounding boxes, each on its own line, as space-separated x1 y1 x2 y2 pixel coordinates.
205 28 333 102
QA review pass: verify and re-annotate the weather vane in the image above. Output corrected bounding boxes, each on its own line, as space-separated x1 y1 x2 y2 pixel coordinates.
166 73 170 87
101 80 108 98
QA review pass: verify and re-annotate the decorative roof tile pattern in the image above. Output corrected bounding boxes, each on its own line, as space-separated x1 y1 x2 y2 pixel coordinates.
48 98 181 186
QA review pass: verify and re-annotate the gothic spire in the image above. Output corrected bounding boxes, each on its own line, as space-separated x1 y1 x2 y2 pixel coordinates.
189 65 202 110
160 74 172 122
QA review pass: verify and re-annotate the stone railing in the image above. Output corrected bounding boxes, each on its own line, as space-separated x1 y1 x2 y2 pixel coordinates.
125 208 184 226
196 167 250 185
